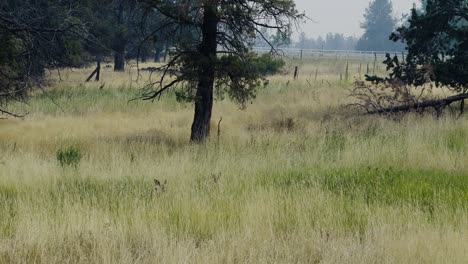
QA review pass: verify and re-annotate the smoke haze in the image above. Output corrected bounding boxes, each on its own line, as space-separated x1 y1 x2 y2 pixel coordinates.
294 0 420 37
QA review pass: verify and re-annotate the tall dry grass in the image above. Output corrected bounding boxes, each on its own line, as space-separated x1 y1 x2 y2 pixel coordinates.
0 60 467 263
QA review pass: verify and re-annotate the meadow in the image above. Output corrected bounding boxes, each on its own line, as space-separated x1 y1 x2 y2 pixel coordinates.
0 58 467 263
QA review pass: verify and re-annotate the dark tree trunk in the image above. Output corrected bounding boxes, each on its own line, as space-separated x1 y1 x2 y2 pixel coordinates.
366 93 468 115
113 0 125 72
114 47 125 72
163 43 168 63
190 4 218 142
154 47 162 63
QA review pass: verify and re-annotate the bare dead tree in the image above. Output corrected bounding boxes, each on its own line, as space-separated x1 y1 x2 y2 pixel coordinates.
349 79 468 116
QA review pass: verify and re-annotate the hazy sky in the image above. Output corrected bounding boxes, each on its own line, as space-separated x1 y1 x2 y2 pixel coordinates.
294 0 419 38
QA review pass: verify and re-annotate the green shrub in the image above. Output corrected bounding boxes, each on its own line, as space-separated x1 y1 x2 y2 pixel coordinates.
56 146 82 168
253 53 286 76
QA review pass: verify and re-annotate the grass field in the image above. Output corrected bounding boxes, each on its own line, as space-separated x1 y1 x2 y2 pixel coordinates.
0 59 467 263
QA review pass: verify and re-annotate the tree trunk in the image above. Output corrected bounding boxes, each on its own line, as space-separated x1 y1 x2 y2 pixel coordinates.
190 4 218 142
163 43 168 63
154 47 162 63
366 93 468 115
114 47 125 72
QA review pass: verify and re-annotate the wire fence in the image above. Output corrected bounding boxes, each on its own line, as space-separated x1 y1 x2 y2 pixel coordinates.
252 47 407 61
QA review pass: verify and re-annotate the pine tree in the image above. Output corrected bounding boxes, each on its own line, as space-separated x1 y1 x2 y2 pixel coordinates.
297 32 308 49
140 0 303 142
356 0 403 51
387 0 468 93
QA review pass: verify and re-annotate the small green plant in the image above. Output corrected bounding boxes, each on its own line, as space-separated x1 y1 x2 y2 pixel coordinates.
56 146 82 168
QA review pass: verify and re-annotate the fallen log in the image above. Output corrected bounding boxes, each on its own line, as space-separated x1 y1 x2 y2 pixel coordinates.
367 93 468 115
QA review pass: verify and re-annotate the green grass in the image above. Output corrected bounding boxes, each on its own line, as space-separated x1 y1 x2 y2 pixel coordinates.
256 165 468 213
321 167 468 211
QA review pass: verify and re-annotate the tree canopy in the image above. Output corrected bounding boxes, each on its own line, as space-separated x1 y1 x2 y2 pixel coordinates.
357 0 404 51
386 0 468 93
0 0 88 116
295 32 358 50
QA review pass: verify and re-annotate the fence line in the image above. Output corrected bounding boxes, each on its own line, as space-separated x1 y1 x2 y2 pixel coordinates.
252 47 406 61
